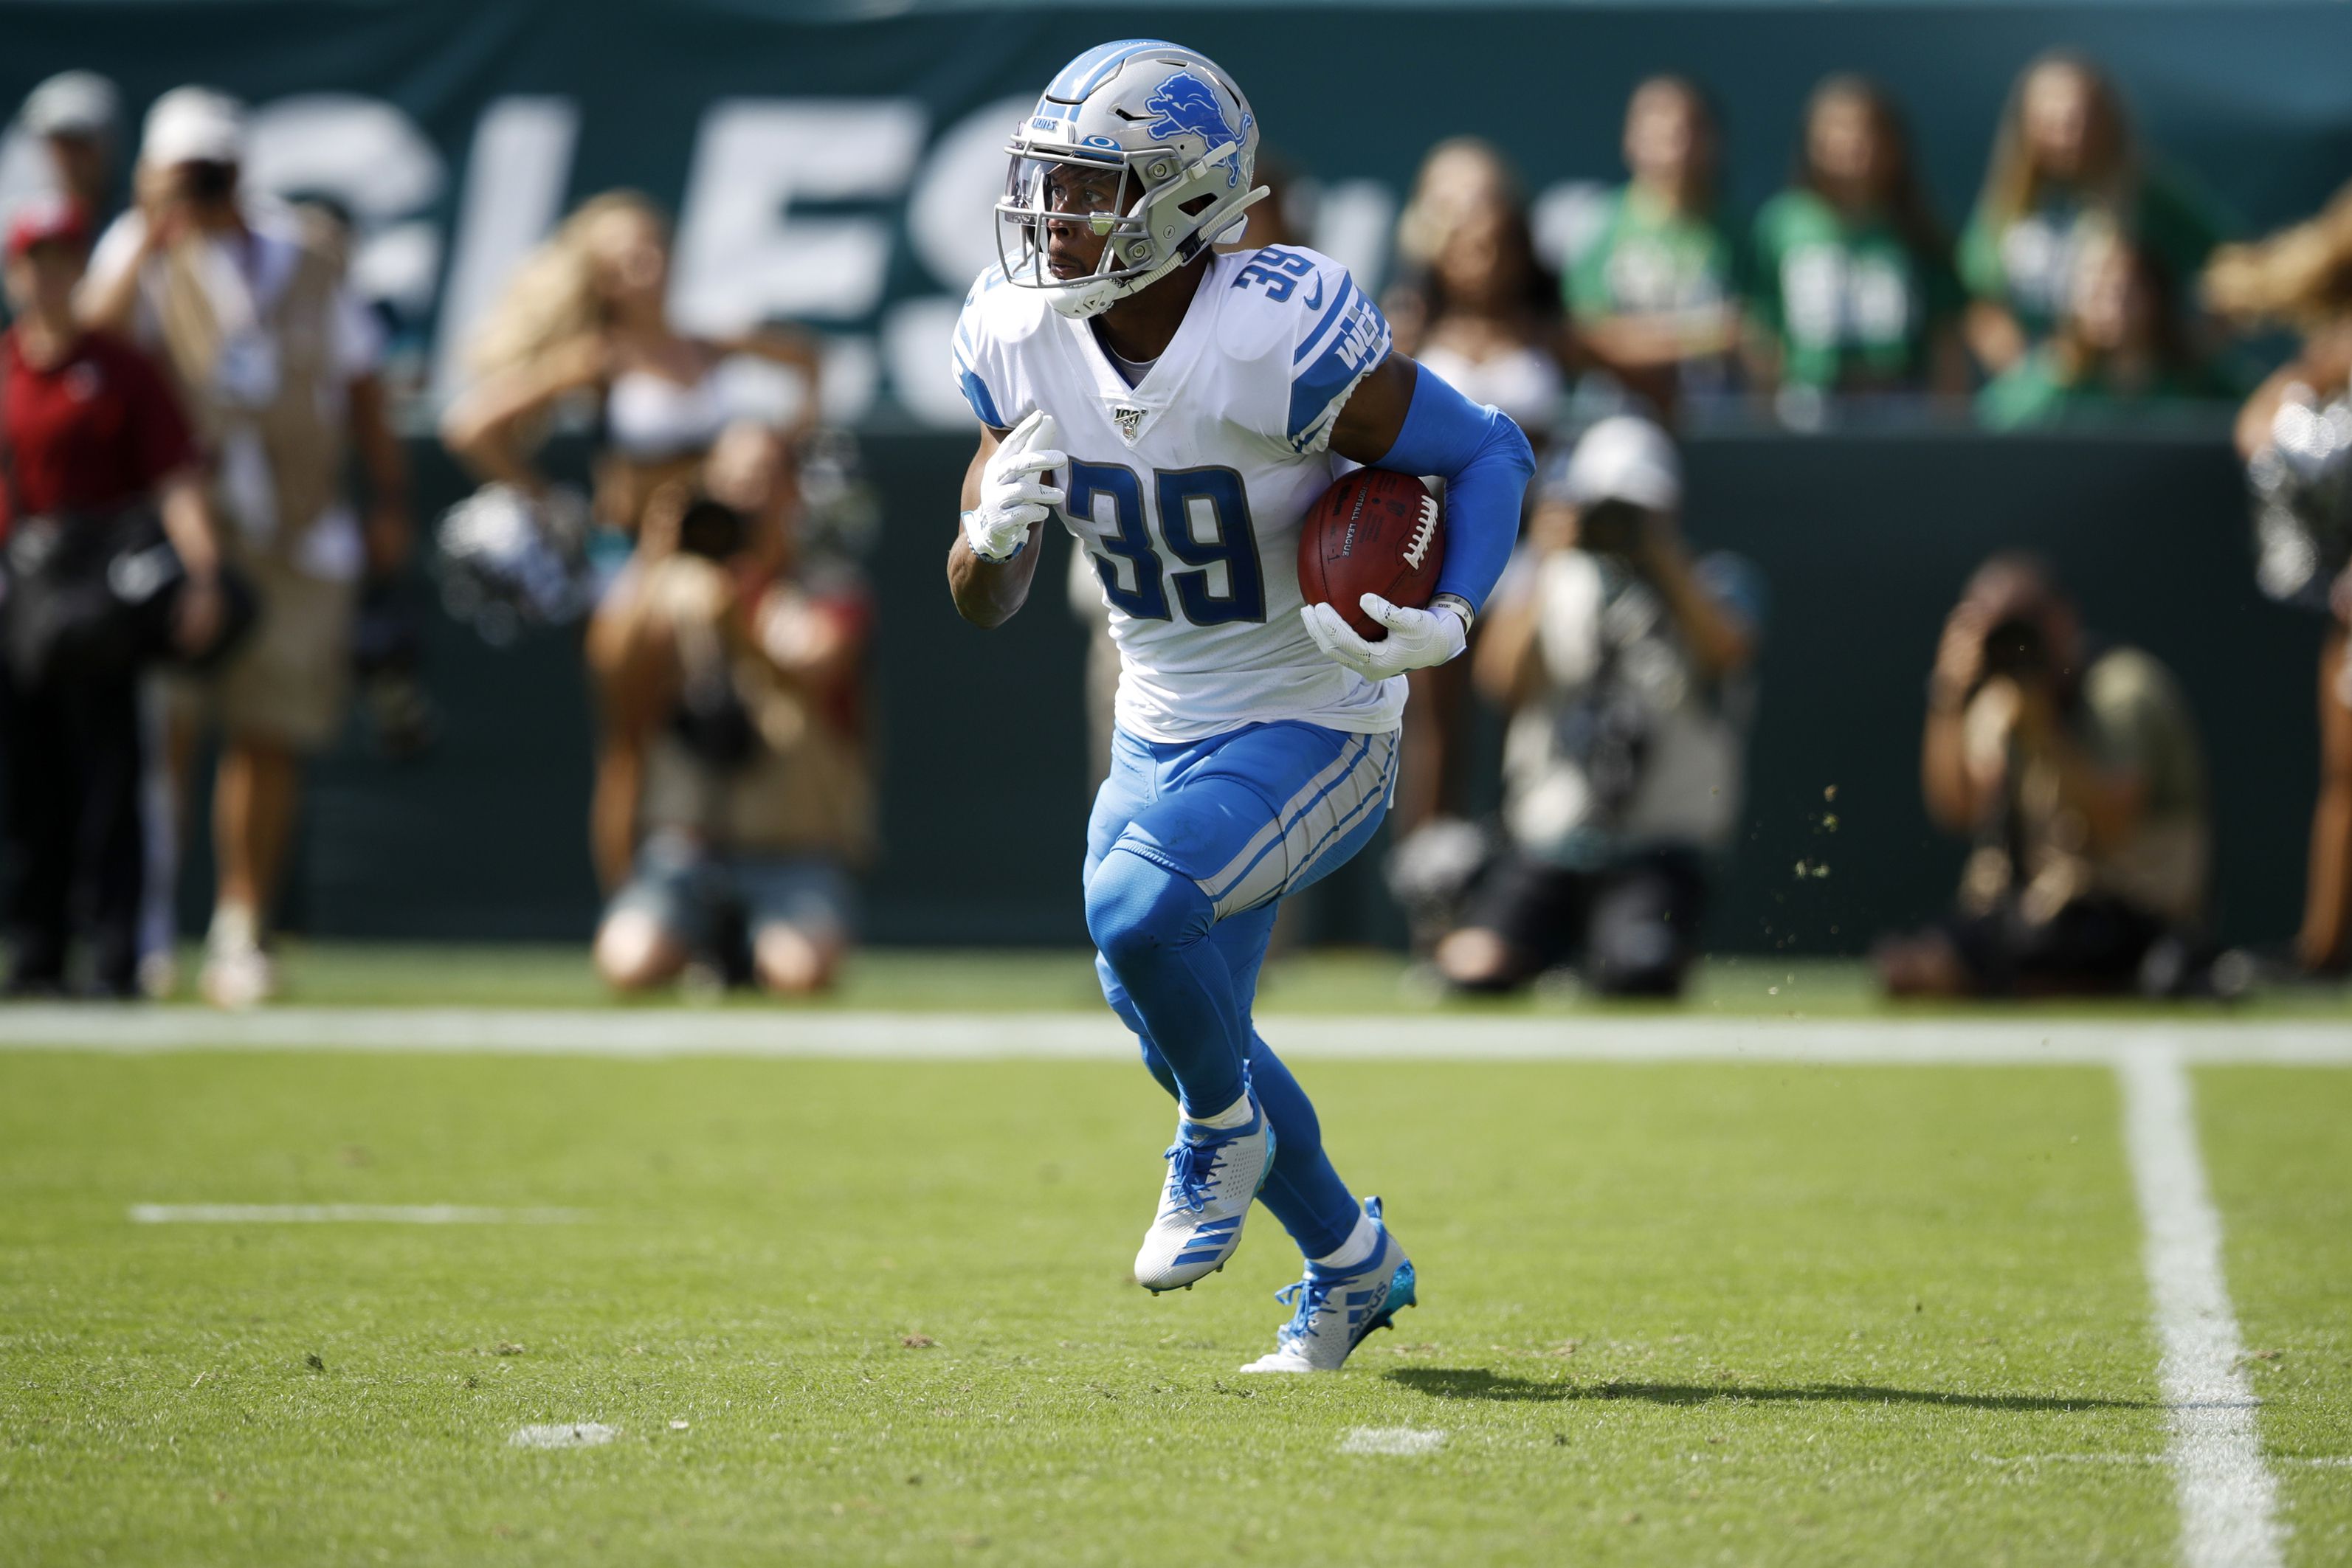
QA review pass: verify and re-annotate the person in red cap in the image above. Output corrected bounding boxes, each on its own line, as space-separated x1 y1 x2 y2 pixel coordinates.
1 193 226 995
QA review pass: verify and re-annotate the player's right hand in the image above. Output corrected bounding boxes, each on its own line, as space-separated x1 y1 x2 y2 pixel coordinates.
962 409 1065 562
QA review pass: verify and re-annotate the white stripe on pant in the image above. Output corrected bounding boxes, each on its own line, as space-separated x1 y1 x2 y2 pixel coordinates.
1196 731 1398 919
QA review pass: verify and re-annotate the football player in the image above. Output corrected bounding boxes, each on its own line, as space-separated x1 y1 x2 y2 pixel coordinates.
946 41 1534 1372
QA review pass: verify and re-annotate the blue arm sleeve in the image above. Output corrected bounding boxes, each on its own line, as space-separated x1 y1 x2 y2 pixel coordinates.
1372 362 1536 614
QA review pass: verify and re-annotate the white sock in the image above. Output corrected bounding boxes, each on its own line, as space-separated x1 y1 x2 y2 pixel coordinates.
208 902 261 955
1187 1093 1255 1131
1312 1206 1378 1273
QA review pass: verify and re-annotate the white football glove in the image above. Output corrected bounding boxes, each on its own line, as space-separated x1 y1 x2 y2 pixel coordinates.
1300 593 1469 680
961 409 1065 562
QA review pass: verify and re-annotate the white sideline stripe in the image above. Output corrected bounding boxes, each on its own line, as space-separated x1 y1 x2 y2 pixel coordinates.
128 1203 585 1225
0 1006 2347 1063
509 1423 618 1448
1337 1426 1446 1456
1982 1451 2352 1470
1977 1451 2165 1466
2119 1049 2285 1568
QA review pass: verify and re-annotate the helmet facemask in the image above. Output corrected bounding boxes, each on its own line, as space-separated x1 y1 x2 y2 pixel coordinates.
997 148 1266 320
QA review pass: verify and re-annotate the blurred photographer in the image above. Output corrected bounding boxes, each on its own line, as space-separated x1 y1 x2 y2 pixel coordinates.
588 422 873 996
1 196 229 995
1877 555 2209 996
1435 417 1763 997
77 87 411 1005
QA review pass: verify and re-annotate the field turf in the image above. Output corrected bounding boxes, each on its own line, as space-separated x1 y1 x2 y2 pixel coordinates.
2 989 2347 1564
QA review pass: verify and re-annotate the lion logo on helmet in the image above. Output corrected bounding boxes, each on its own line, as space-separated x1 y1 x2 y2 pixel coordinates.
1143 69 1250 186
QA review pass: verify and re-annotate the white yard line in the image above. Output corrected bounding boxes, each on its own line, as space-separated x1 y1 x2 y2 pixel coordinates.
2118 1049 2285 1568
508 1423 619 1448
0 1006 2345 1063
1338 1426 1446 1456
129 1203 585 1224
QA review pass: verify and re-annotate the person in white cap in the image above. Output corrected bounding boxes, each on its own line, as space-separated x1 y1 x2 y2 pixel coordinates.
18 70 120 219
1435 414 1767 997
78 86 411 1007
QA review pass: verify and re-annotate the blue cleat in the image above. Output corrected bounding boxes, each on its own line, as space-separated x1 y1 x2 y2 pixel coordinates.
1238 1195 1415 1372
1133 1098 1275 1294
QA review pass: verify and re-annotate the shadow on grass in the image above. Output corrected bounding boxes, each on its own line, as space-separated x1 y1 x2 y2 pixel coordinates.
1387 1367 2143 1412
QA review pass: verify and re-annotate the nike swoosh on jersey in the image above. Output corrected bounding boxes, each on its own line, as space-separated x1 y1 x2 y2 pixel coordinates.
1301 275 1325 311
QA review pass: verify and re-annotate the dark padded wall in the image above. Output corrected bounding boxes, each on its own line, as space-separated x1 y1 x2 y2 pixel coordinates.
275 429 2316 953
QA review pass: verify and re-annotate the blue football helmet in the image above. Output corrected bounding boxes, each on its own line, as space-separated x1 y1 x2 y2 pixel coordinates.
996 40 1268 320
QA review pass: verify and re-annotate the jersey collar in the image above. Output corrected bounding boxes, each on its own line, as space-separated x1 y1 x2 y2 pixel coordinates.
1064 258 1225 446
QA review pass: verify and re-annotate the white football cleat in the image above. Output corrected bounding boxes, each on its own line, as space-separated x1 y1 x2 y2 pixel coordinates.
1239 1195 1415 1373
1133 1097 1275 1294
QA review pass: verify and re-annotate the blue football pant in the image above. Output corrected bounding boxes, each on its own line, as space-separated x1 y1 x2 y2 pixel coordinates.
1084 722 1398 1260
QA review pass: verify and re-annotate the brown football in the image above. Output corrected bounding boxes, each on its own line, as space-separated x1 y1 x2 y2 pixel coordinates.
1297 469 1445 640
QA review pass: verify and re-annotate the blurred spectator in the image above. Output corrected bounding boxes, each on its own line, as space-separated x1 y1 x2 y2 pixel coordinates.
1392 137 1521 285
1877 555 2209 997
77 86 411 1006
441 190 827 900
2208 182 2352 972
587 421 873 995
1978 225 2232 429
1959 52 2227 379
1748 75 1967 416
1396 198 1569 437
1435 417 1763 998
1 196 228 995
18 72 120 220
441 191 822 548
1568 76 1743 414
1387 142 1568 436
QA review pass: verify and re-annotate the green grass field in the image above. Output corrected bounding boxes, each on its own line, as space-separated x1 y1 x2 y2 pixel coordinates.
2 972 2348 1566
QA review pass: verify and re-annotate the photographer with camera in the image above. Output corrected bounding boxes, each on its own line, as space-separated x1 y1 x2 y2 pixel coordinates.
1876 554 2209 996
76 87 411 1005
1434 417 1763 997
587 421 872 996
1 195 230 995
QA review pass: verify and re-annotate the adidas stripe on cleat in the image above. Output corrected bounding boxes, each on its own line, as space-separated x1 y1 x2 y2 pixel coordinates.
1132 1097 1275 1294
1238 1195 1415 1373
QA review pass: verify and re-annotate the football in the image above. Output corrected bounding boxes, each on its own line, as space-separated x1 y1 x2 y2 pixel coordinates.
1296 469 1446 640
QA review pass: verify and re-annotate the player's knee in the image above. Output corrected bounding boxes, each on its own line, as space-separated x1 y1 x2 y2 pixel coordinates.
752 923 839 996
1435 926 1522 992
1084 846 1212 972
594 911 685 992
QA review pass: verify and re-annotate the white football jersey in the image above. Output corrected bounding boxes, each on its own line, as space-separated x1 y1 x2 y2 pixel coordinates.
953 245 1405 743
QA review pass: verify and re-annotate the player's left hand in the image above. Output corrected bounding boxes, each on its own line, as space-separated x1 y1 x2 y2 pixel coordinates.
1300 594 1467 680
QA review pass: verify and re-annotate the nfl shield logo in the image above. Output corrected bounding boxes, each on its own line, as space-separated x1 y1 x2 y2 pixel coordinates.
1114 407 1145 441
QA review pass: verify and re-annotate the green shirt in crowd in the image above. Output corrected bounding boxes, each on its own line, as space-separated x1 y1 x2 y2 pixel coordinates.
1565 184 1741 322
1749 189 1961 393
1956 170 2229 345
1977 344 2238 429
